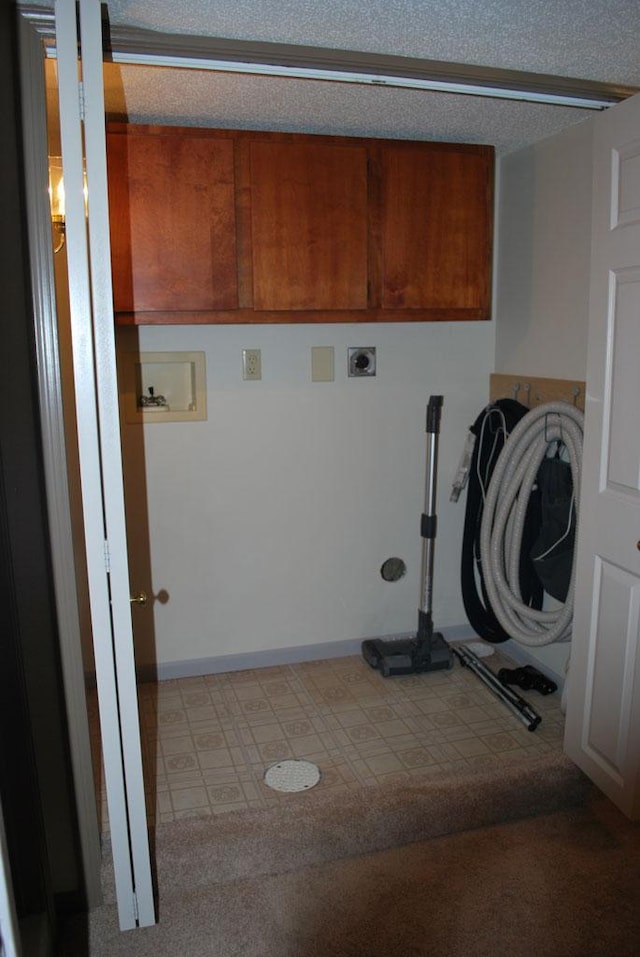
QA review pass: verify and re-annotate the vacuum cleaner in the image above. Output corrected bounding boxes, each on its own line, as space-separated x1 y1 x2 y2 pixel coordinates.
361 395 543 732
362 395 454 676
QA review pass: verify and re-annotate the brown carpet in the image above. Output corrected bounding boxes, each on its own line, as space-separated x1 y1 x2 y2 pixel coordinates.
58 755 640 955
100 753 590 902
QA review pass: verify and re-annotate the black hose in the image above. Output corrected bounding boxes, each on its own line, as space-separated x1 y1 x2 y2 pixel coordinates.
460 399 543 643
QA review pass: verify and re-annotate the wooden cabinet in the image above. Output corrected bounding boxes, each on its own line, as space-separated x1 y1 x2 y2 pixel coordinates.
107 126 238 315
107 124 493 324
373 143 493 318
248 140 369 311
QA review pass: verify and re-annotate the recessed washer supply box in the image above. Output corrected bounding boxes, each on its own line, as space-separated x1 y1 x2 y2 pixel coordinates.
121 351 207 423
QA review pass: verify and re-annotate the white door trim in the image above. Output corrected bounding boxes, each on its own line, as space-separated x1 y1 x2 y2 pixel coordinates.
16 6 102 909
55 0 155 928
79 0 156 921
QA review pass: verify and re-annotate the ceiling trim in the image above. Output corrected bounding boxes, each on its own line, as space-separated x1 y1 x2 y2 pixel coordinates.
21 6 638 109
104 26 638 110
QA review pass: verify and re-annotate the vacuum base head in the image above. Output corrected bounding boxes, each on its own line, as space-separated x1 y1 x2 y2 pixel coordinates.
362 634 453 677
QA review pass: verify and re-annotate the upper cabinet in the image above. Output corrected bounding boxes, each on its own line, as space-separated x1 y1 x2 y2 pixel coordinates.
106 124 494 324
108 126 238 315
374 143 493 317
248 139 369 311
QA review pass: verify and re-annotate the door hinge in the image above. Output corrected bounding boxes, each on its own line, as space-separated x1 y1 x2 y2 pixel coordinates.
78 80 85 121
132 892 139 922
103 539 111 573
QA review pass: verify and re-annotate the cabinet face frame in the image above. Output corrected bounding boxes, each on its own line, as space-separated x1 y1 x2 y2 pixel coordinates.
107 124 494 325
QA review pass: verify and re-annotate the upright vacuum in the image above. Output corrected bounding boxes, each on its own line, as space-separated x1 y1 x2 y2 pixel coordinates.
362 395 454 676
361 395 543 732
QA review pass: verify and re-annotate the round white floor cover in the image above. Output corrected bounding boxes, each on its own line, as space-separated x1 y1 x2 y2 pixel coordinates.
264 759 321 792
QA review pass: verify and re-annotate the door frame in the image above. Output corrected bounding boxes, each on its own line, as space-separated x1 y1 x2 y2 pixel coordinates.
17 0 156 928
53 0 155 928
16 5 102 909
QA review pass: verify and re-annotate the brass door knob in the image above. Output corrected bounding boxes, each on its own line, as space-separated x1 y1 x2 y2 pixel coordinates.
129 591 147 606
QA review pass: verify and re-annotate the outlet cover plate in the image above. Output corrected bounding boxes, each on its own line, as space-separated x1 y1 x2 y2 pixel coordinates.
311 346 335 382
242 348 262 380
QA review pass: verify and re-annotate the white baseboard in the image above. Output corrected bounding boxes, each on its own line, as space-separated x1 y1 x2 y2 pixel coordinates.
85 624 478 686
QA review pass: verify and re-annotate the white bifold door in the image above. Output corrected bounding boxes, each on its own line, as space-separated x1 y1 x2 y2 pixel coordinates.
565 91 640 820
54 0 155 928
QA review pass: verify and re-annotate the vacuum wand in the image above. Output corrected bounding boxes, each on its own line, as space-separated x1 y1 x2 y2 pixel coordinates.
451 644 542 732
418 395 442 642
361 394 453 675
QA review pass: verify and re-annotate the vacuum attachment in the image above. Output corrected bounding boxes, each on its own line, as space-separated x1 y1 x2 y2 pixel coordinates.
362 396 453 677
453 645 542 731
498 665 557 695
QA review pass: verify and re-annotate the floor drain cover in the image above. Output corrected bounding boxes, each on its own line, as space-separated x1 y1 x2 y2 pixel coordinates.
264 759 321 793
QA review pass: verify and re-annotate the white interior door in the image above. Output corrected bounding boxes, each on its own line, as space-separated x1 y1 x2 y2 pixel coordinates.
565 92 640 820
55 0 155 928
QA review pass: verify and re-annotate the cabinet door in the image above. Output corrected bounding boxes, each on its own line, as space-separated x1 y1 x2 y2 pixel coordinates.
377 145 493 316
249 140 368 311
107 129 238 314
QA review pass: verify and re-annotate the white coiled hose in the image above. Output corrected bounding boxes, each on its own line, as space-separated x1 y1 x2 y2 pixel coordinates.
479 401 584 646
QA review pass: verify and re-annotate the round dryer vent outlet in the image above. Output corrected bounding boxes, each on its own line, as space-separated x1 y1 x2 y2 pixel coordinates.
264 759 321 793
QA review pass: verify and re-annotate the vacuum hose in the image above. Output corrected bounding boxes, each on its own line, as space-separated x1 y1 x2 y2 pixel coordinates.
479 401 584 646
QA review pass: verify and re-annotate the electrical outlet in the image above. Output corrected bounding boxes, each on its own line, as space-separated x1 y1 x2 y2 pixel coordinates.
242 348 262 381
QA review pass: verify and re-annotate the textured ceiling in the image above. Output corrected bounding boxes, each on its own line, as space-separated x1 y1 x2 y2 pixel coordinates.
28 0 640 154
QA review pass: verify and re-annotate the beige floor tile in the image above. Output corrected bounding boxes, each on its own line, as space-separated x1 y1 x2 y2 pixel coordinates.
289 735 331 758
452 736 492 758
192 730 227 750
181 689 212 707
248 723 287 744
481 732 522 752
397 747 440 769
170 786 209 811
91 649 565 835
364 752 405 775
157 709 188 728
161 735 196 756
164 753 199 774
281 717 317 737
374 719 412 738
197 747 235 770
206 783 246 806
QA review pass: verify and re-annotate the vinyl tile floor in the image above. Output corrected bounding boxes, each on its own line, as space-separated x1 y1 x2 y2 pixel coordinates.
87 645 565 831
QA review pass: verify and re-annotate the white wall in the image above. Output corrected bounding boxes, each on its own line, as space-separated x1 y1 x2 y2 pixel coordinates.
117 321 495 670
494 116 595 677
495 118 594 378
